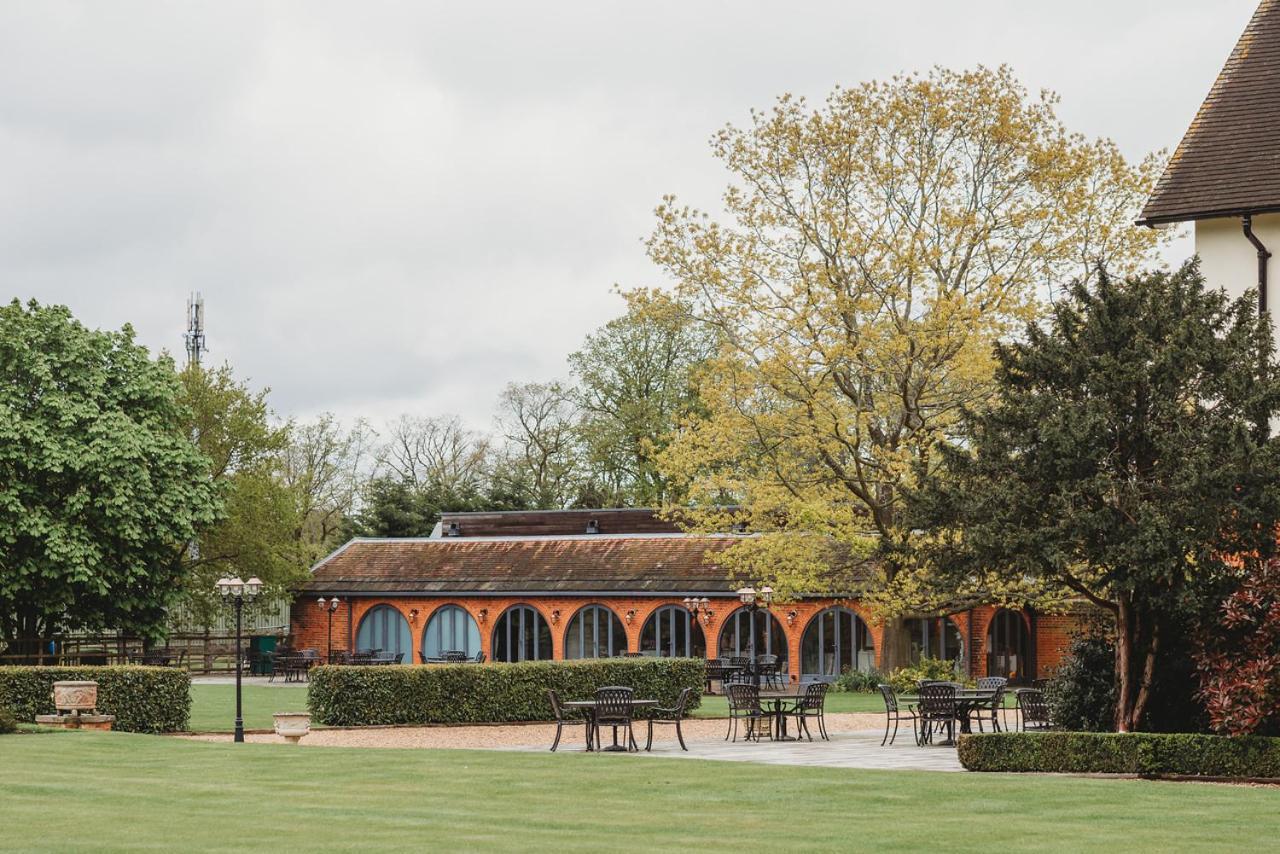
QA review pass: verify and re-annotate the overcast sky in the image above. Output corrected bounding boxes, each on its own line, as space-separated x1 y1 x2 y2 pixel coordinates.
0 1 1257 430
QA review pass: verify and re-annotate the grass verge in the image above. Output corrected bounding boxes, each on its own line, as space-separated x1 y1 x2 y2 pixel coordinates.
1 732 1277 852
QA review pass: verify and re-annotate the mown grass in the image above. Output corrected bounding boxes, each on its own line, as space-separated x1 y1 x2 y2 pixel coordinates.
1 731 1276 852
188 683 310 732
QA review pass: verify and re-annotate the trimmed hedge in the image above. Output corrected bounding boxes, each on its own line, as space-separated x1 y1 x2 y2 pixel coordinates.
958 731 1280 778
309 658 704 727
0 667 191 733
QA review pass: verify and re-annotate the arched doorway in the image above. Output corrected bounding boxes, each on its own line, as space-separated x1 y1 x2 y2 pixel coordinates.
354 604 412 662
564 604 627 658
801 607 875 681
717 607 788 673
421 604 481 661
491 605 552 662
987 609 1031 682
639 605 706 658
905 616 964 666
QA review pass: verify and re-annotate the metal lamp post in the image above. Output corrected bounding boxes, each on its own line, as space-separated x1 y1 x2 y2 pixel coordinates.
736 585 773 689
317 596 341 661
216 575 262 743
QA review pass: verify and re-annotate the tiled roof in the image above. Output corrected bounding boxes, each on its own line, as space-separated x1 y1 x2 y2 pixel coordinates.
1139 1 1280 224
301 534 869 596
437 508 684 538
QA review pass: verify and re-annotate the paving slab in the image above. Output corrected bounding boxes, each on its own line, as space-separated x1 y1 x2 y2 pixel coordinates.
511 729 966 772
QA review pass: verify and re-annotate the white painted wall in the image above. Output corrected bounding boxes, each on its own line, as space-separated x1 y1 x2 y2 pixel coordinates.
1195 213 1280 350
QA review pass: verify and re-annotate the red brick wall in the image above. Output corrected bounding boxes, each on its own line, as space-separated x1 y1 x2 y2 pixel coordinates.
289 595 1083 683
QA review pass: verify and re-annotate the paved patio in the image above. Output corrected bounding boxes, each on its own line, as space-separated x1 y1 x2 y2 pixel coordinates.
526 729 966 772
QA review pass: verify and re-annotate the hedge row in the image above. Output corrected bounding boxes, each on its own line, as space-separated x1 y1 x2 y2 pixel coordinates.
0 667 191 733
309 658 704 727
958 731 1280 778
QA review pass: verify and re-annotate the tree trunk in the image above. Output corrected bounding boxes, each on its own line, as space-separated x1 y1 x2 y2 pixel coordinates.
878 615 911 672
1113 597 1161 732
7 606 47 665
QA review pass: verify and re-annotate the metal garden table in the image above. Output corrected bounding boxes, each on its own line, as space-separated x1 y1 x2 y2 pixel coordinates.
563 699 657 751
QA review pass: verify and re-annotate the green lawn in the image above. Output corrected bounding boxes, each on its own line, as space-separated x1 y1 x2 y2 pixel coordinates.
691 690 887 717
1 732 1276 852
188 683 310 732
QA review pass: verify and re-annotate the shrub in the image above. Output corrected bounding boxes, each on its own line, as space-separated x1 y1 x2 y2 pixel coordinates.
1196 558 1280 736
0 706 16 734
883 657 965 694
0 667 191 733
834 668 883 693
1047 634 1116 732
1048 622 1209 734
309 658 704 727
958 731 1280 778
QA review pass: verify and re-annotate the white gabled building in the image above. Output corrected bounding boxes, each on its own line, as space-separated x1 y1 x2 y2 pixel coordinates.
1139 0 1280 346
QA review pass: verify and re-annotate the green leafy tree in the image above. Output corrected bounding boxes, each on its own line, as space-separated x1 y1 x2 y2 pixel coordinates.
491 382 583 510
281 413 374 564
342 477 436 539
648 66 1164 669
173 364 303 625
0 301 219 657
913 264 1280 731
569 288 714 506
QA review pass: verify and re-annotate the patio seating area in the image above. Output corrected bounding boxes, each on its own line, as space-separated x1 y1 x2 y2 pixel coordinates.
874 678 1053 747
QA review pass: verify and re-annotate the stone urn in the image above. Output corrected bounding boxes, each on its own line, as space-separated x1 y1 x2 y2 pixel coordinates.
36 680 114 730
273 712 311 744
52 681 98 714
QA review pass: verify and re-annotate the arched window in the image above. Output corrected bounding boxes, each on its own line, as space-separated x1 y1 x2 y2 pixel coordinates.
422 604 481 661
801 607 874 680
717 607 788 672
355 605 412 661
639 605 706 658
564 605 627 659
491 605 552 662
987 609 1031 683
905 616 964 665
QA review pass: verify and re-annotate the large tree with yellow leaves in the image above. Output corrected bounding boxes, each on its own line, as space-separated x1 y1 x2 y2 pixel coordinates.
649 66 1164 668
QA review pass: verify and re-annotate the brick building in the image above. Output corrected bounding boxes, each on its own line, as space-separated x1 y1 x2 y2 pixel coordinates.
290 508 1075 684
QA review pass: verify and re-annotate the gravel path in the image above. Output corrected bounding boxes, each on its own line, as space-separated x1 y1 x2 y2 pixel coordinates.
181 712 887 750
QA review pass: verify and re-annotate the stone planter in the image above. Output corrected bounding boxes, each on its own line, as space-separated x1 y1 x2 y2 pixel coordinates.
52 681 98 714
273 712 311 744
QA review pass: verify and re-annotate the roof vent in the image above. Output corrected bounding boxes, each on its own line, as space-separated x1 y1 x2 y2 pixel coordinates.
586 518 600 535
446 521 462 537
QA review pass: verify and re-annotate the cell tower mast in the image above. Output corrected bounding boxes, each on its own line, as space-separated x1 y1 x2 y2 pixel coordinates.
185 293 207 367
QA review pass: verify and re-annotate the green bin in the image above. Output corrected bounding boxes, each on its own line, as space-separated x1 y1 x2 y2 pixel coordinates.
249 635 278 675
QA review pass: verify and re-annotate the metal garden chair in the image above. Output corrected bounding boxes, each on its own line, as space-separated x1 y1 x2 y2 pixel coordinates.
593 686 638 752
645 687 694 751
877 684 917 746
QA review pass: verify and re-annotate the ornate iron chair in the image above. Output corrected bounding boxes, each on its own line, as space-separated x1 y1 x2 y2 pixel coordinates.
916 683 959 745
546 689 587 752
877 684 917 746
645 687 694 751
975 676 1008 732
593 686 637 752
725 684 772 742
789 681 831 741
1016 689 1053 731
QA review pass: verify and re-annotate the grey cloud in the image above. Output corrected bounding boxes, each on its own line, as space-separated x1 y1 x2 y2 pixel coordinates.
0 0 1253 429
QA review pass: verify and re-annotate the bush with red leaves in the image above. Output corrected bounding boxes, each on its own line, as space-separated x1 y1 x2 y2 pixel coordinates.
1195 559 1280 736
